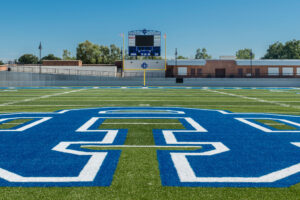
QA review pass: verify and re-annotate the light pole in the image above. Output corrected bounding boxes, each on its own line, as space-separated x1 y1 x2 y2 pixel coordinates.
122 33 125 72
175 48 178 70
250 49 253 77
164 33 167 71
250 49 253 78
38 42 42 74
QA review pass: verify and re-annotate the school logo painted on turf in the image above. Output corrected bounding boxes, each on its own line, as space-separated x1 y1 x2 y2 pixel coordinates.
0 108 300 187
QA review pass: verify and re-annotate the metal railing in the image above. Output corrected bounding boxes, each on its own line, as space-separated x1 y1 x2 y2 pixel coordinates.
9 66 118 77
5 66 300 78
165 72 300 78
8 66 166 78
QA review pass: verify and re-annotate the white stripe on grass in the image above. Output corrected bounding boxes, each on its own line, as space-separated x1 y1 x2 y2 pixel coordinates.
1 104 296 107
101 123 182 125
24 100 264 102
0 89 86 107
82 145 201 148
0 104 281 107
163 105 280 107
206 89 300 110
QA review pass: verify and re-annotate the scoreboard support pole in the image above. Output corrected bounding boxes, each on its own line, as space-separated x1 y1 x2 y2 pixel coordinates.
144 69 146 87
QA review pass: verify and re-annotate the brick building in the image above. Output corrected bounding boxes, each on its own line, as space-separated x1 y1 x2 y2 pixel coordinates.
0 65 8 71
166 59 300 78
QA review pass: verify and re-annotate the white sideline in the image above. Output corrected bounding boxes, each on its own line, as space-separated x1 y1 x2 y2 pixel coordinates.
0 89 85 107
206 89 300 110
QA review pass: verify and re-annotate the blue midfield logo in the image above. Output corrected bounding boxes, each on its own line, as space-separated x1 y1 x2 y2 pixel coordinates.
141 62 148 69
0 107 300 187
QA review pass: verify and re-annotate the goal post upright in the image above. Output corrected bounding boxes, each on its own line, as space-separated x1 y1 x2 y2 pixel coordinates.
144 69 146 87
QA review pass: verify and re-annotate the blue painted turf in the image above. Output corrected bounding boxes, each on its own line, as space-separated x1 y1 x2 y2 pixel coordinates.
0 107 300 187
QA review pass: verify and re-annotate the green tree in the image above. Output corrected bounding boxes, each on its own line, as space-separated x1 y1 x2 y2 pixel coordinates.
263 42 285 59
42 54 61 60
177 55 188 59
109 44 121 64
18 54 39 64
236 48 255 59
195 48 212 59
137 56 163 60
76 40 100 64
282 40 300 59
76 41 122 64
98 45 110 64
0 60 4 65
263 40 300 59
62 50 76 60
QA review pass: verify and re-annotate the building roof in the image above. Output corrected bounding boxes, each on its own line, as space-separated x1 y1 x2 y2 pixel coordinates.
167 59 300 66
167 59 206 66
236 59 300 66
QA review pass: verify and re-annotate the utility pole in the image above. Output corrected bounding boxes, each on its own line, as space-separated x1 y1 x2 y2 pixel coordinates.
250 49 253 77
38 42 42 74
175 48 178 69
164 33 167 71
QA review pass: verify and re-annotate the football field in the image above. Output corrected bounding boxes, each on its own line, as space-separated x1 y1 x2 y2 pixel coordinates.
1 87 300 199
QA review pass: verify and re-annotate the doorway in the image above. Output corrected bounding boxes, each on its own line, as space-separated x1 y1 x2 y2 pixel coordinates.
215 69 226 78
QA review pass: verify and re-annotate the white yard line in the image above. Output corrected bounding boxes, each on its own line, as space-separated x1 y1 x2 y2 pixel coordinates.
0 105 91 107
15 99 259 102
1 104 298 108
206 89 300 110
163 105 279 107
264 123 285 126
0 123 27 124
0 104 280 107
2 100 300 103
0 89 85 107
101 123 181 125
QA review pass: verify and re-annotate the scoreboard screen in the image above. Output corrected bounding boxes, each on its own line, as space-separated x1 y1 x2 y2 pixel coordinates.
135 35 154 47
128 30 161 57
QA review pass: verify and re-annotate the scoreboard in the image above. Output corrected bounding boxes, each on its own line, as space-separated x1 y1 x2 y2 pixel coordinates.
128 29 161 57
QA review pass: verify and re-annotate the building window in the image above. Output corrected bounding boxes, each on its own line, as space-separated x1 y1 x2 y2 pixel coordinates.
268 67 279 76
178 67 187 76
246 68 252 77
197 68 202 76
255 68 260 77
191 68 196 76
238 68 243 77
297 68 300 75
282 67 293 76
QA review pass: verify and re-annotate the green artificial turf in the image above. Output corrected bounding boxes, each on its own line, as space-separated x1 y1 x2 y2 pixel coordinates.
0 118 33 129
1 88 300 200
255 119 298 130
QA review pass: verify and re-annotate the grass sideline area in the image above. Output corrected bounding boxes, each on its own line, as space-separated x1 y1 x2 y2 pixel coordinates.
1 87 300 199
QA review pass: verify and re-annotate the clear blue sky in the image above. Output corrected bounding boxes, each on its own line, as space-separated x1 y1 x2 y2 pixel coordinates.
1 0 300 61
